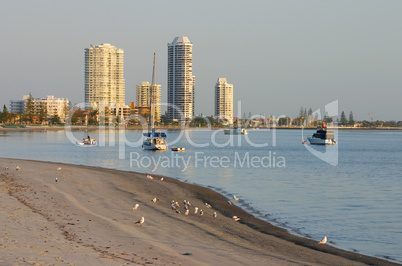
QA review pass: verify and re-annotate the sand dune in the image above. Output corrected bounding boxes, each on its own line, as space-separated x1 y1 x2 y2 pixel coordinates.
0 158 396 265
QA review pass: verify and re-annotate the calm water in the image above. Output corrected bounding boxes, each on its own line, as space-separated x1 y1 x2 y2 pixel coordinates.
1 128 401 262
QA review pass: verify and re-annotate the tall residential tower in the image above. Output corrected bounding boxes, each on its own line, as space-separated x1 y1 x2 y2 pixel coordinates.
136 81 161 123
215 78 233 125
167 36 195 121
84 43 125 110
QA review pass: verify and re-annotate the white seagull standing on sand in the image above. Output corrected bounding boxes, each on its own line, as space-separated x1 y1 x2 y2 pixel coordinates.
57 167 62 171
135 217 145 226
233 195 239 201
232 216 241 222
205 203 212 209
213 212 217 219
160 177 164 181
318 236 327 245
133 204 139 210
146 175 153 180
151 197 159 203
16 166 21 171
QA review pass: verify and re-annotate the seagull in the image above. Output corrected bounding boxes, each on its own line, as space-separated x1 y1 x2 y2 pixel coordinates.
57 167 62 171
135 216 145 226
146 175 153 180
16 166 21 171
151 197 159 203
233 195 239 201
227 200 232 206
205 203 211 209
133 204 139 210
55 177 58 182
318 236 327 245
199 209 204 216
185 209 189 216
213 212 217 219
160 177 164 181
194 207 198 215
232 216 241 222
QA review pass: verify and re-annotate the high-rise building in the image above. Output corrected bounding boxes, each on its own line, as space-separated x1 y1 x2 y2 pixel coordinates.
84 43 125 110
136 81 161 123
215 78 233 125
167 36 195 121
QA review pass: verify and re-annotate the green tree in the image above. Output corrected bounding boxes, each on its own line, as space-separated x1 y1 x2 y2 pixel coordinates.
349 111 355 126
340 111 348 126
38 102 48 123
25 93 35 124
52 114 61 124
1 105 9 123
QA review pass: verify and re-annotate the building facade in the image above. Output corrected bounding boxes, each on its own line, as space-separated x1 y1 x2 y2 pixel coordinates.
10 95 69 122
167 36 195 121
84 43 125 110
214 78 233 125
136 81 161 123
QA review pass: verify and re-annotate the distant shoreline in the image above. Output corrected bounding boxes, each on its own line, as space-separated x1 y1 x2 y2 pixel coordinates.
1 125 402 132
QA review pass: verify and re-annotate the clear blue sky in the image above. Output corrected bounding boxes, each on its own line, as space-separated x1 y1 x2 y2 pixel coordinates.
1 0 401 121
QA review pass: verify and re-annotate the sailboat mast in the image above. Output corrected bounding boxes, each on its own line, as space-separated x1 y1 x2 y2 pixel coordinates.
149 53 156 133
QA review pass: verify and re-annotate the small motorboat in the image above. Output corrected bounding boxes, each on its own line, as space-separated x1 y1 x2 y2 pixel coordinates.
224 128 248 135
307 123 336 145
77 136 97 146
171 147 185 152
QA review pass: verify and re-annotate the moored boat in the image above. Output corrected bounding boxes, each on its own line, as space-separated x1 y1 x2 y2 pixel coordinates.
224 128 248 135
307 123 336 145
142 53 168 151
77 136 96 146
171 147 185 152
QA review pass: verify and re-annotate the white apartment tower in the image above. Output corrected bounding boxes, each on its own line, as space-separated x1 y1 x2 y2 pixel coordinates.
84 43 125 110
136 81 161 123
215 78 233 125
167 36 195 121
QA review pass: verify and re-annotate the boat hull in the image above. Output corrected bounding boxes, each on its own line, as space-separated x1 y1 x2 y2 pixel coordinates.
224 129 248 135
307 137 336 145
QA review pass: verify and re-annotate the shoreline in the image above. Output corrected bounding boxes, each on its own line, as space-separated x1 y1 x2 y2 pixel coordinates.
1 125 402 133
0 158 398 265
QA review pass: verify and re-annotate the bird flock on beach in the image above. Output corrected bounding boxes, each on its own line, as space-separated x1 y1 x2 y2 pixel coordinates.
1 167 328 246
133 174 329 246
131 174 245 228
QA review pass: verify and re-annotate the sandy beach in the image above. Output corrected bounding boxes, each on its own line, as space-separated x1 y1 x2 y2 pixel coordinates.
0 158 397 265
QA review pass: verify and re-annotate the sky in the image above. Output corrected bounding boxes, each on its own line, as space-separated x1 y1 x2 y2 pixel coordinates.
1 0 401 121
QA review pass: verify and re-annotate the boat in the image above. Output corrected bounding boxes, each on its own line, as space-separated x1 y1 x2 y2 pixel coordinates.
224 128 248 135
171 147 185 152
307 123 336 145
142 53 168 151
77 136 96 146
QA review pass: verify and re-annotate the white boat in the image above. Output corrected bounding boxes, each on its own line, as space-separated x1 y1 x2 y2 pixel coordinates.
224 128 248 135
143 131 167 150
307 123 336 145
142 53 168 151
77 136 96 146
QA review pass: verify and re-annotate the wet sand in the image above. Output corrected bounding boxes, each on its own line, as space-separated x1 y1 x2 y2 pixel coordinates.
0 158 397 265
